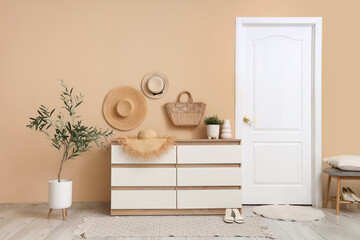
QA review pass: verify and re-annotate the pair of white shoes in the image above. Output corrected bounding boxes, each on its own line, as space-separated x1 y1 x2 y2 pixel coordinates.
342 187 360 202
223 208 244 223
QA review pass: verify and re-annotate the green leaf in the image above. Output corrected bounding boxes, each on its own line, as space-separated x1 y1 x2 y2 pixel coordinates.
75 101 83 108
51 143 59 149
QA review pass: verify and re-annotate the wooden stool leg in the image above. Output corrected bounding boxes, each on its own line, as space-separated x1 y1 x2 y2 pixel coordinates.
336 177 341 215
323 175 331 208
47 208 53 219
62 209 66 220
65 208 68 216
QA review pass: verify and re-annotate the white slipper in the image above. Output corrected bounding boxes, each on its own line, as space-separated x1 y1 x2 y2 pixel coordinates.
232 209 244 223
342 187 355 202
223 208 234 223
347 187 360 202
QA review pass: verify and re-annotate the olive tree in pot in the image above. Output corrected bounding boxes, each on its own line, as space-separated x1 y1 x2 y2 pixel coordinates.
204 115 223 139
26 81 113 219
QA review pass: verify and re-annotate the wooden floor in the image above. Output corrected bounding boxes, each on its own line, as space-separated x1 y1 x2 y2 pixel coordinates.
0 202 360 240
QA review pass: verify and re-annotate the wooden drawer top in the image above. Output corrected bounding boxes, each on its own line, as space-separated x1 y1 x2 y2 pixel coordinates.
111 138 241 145
175 139 241 145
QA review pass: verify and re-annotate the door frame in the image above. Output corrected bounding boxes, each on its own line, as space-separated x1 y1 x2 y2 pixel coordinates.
235 17 322 207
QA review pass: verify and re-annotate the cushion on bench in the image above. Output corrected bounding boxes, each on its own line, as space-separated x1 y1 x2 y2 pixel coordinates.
324 155 360 171
323 167 360 177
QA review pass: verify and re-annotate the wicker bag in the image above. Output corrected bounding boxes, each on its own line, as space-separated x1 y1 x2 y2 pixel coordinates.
165 91 206 127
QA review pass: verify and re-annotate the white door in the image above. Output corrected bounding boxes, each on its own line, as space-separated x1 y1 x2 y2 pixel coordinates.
235 18 322 204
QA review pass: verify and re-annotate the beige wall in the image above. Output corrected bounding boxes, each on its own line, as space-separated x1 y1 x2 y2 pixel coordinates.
1 0 360 203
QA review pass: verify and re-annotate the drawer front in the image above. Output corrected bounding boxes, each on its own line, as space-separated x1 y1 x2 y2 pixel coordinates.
177 190 242 209
111 145 176 164
177 167 241 186
111 168 176 186
177 146 241 164
111 190 176 209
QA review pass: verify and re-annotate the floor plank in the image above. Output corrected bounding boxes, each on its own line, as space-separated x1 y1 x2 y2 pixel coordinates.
0 202 359 240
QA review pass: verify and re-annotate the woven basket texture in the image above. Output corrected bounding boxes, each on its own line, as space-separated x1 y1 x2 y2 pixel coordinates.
165 91 206 127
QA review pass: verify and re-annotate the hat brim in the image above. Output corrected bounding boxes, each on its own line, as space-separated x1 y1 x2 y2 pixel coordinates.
103 86 147 131
141 72 169 99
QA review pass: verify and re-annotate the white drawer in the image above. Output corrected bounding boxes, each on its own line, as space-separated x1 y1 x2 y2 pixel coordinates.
111 190 176 209
177 146 241 164
177 167 241 186
177 190 242 209
111 145 176 164
112 168 176 186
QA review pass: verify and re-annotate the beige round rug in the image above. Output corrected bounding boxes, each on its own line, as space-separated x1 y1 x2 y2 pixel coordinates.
253 205 325 222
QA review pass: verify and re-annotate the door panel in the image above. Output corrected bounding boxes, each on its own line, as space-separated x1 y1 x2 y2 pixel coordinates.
253 143 302 184
254 36 302 131
236 21 313 204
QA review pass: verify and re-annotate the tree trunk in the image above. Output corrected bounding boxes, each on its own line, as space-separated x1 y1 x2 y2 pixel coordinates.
58 145 69 182
58 159 64 183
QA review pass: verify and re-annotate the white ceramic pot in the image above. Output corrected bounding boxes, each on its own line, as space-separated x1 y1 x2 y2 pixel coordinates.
48 179 72 209
206 125 220 139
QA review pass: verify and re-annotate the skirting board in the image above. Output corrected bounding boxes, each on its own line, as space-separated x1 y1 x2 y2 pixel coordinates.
110 208 242 216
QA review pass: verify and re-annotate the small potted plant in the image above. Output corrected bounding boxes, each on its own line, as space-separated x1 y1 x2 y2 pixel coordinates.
204 115 223 139
26 81 113 219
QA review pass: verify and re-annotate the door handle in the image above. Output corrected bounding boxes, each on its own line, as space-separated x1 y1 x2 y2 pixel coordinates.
243 116 256 124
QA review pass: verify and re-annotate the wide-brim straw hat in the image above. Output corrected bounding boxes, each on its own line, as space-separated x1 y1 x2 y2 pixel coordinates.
103 86 147 131
141 72 169 99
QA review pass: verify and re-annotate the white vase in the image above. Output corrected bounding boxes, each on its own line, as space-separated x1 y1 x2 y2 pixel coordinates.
48 179 72 209
207 125 220 139
220 119 232 139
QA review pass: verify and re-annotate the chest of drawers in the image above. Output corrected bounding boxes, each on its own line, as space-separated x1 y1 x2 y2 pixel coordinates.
110 139 241 215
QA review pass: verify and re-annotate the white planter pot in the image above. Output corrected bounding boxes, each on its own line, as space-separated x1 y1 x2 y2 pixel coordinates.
48 179 72 209
206 125 220 139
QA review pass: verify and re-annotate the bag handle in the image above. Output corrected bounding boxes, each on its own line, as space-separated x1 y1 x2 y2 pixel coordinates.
177 91 193 103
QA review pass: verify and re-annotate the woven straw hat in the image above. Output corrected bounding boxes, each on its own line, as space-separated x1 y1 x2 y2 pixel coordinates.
141 72 169 99
103 86 147 131
137 129 157 139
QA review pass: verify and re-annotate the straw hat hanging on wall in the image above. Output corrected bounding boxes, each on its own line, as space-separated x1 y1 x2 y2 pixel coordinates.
103 86 147 131
141 72 169 99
